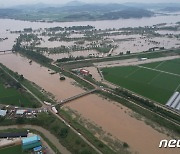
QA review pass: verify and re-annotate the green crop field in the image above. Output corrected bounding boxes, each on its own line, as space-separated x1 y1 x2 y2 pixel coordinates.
102 58 180 104
141 58 180 75
0 145 27 154
0 82 36 108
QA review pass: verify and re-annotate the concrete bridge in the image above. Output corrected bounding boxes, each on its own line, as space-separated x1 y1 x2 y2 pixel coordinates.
56 89 97 106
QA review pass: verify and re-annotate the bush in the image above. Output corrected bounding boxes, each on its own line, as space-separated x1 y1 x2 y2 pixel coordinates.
123 142 129 148
59 128 69 138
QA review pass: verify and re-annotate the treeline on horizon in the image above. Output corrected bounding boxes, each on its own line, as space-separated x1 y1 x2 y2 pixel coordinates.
0 2 156 22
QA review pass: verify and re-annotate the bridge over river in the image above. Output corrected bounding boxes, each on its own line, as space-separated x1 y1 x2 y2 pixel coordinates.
56 89 97 106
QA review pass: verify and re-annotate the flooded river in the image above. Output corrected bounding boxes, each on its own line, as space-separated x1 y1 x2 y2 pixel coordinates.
0 15 180 154
0 53 84 100
1 14 180 31
0 53 179 154
66 94 179 154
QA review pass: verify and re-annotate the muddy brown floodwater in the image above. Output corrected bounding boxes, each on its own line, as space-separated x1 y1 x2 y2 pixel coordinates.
0 53 84 101
0 53 179 154
66 94 179 154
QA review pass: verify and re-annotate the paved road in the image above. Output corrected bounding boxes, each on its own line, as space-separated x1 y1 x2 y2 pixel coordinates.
62 49 177 64
95 55 180 68
0 125 70 154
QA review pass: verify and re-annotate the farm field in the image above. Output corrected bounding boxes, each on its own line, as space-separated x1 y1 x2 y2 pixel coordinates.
141 58 180 75
102 58 180 104
0 82 37 108
0 145 26 154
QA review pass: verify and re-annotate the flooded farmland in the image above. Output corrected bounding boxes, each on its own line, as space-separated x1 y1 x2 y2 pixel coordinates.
1 14 180 60
0 14 180 154
45 50 100 61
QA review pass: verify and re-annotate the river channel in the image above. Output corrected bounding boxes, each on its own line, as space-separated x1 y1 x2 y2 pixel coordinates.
0 15 180 154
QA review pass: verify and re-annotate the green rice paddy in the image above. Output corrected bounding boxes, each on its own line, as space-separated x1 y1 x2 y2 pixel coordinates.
0 82 37 107
0 145 25 154
102 58 180 104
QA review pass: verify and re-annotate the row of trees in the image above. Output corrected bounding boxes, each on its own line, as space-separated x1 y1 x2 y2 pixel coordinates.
115 88 180 128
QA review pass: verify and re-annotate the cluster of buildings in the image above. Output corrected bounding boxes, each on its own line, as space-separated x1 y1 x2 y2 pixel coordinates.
0 106 48 119
22 135 42 152
166 91 180 111
0 131 44 153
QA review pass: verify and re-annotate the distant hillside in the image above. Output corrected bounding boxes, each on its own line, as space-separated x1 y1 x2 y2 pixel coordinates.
0 2 154 22
39 3 128 13
0 9 22 18
65 0 86 6
161 7 180 12
124 3 180 10
100 8 154 20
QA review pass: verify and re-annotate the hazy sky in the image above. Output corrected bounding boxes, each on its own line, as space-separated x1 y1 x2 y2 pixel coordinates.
0 0 180 7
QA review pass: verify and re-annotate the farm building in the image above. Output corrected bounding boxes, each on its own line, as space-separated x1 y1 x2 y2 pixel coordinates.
0 131 28 139
16 110 26 115
0 110 7 117
22 135 41 150
80 69 89 76
166 91 180 111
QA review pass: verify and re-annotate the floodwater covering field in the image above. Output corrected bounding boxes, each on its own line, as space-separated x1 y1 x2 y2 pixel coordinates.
0 15 180 154
1 13 180 58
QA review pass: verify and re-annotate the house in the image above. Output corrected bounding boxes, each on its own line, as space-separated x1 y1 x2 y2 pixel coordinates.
0 110 7 117
80 69 89 76
0 131 28 139
16 110 26 115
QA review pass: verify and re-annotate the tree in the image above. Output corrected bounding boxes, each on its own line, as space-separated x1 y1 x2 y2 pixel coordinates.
60 76 66 80
15 82 22 89
123 142 129 148
16 117 25 124
126 51 131 54
19 74 24 81
59 128 68 138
